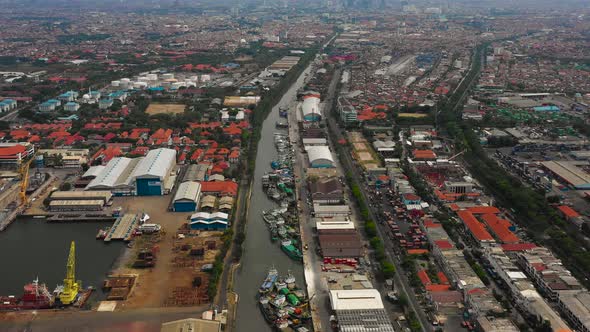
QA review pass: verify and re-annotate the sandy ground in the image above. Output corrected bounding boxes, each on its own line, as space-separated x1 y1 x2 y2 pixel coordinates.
146 103 186 115
107 196 217 310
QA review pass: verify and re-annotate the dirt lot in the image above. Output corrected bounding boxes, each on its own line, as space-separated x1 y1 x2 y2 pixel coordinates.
145 103 186 115
107 195 219 310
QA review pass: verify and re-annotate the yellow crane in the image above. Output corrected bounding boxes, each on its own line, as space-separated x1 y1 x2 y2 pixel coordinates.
18 158 33 206
59 241 80 305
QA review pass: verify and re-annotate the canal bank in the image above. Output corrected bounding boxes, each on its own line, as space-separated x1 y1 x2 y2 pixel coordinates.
233 60 314 332
0 217 124 303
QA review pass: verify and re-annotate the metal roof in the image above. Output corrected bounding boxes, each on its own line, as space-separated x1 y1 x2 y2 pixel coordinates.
82 165 105 179
86 157 139 190
131 148 176 180
305 145 334 165
301 96 321 117
329 289 385 311
173 181 201 203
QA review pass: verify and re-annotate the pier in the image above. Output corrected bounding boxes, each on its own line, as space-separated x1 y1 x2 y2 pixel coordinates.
104 214 138 242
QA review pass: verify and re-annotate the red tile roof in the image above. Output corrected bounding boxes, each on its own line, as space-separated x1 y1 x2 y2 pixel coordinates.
481 214 519 244
437 272 450 285
466 206 500 215
426 284 451 292
200 181 238 196
434 240 454 250
457 210 494 242
501 243 537 252
0 144 26 156
558 205 581 219
412 149 436 160
417 270 431 286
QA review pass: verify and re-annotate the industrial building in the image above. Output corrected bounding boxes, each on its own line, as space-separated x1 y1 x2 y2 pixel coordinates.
189 212 229 230
329 289 395 332
49 191 112 204
183 164 209 182
132 148 177 196
172 181 202 212
309 177 343 204
312 204 350 217
37 148 89 168
305 145 335 168
86 157 140 195
542 160 590 190
86 148 176 196
300 94 321 122
49 200 104 212
318 226 362 258
0 142 35 168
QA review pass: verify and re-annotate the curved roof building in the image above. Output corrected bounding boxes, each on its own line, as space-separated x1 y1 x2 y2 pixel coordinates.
301 95 321 122
306 145 334 168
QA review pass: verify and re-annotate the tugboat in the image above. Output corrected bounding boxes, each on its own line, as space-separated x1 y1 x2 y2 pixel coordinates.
0 278 54 310
259 267 279 294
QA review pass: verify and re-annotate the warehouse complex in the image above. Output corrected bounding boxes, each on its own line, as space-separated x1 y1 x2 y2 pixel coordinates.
85 148 176 196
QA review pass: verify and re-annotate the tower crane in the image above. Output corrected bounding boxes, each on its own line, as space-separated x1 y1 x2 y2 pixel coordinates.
59 241 80 305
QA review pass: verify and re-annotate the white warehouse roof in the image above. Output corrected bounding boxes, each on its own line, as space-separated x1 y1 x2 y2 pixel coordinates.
82 165 105 179
174 181 201 203
329 289 385 311
86 157 140 190
190 212 229 220
305 145 334 165
301 96 321 117
131 148 176 180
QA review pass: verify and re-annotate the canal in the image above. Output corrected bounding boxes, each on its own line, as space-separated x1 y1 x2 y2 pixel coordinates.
234 62 313 332
0 218 124 302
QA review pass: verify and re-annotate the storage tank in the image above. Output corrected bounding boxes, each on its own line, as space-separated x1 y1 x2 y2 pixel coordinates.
111 80 120 87
120 78 131 83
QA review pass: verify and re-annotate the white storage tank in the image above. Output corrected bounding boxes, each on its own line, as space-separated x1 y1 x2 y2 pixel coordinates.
111 80 120 87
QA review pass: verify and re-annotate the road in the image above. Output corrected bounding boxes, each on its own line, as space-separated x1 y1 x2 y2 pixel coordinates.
326 95 431 332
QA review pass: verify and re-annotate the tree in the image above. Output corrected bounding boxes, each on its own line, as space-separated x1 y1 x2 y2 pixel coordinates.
381 261 396 279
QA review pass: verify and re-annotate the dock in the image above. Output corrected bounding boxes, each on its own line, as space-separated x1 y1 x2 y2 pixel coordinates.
104 214 138 242
46 213 116 223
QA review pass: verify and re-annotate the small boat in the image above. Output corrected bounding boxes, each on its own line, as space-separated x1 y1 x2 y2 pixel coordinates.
259 267 279 294
95 227 109 240
285 271 296 289
271 294 286 307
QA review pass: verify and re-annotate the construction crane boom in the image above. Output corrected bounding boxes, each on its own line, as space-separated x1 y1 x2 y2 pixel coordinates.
18 158 33 206
59 241 80 305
